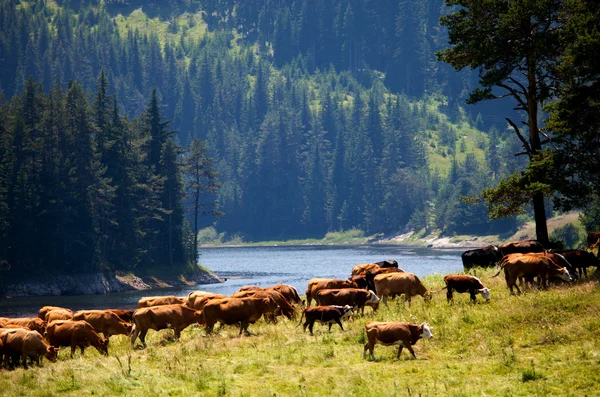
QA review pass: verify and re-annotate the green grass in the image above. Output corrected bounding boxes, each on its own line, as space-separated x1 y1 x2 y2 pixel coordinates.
3 269 600 396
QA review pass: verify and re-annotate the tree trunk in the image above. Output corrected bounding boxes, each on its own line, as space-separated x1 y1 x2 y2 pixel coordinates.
527 55 549 245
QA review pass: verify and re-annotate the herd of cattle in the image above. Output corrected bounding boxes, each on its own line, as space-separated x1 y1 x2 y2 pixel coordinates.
0 235 598 370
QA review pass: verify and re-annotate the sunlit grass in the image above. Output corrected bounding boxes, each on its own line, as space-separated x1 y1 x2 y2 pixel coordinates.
2 270 599 396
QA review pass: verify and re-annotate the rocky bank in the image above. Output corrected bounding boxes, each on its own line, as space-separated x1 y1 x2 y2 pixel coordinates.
2 270 223 298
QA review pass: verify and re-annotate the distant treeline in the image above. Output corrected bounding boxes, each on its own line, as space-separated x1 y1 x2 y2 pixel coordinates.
0 74 220 281
0 0 521 247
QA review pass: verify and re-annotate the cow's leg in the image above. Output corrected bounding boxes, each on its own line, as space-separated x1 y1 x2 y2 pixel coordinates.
406 345 416 359
446 288 453 303
70 340 76 358
335 318 344 331
583 266 588 278
302 320 309 333
174 327 181 339
382 294 388 308
397 345 404 359
21 353 28 369
469 289 477 303
308 321 315 335
139 330 148 348
406 295 411 308
306 293 312 307
328 322 333 332
130 326 139 348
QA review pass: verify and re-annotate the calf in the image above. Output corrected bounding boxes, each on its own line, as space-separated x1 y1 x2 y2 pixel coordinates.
315 288 380 315
1 329 58 369
45 320 109 358
131 304 203 348
138 295 185 308
549 249 600 279
442 275 490 303
73 310 133 338
298 305 354 335
363 321 433 360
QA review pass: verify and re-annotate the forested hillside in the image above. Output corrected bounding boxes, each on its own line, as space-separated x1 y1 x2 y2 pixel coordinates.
0 0 526 277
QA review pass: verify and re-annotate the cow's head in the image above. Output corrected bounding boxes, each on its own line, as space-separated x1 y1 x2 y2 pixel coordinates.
367 290 380 310
478 288 491 301
263 296 279 313
423 290 432 302
122 322 134 335
98 338 109 356
45 346 59 362
420 323 433 339
557 268 572 282
338 305 354 320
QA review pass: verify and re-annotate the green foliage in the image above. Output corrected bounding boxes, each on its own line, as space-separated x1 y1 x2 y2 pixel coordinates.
549 223 583 249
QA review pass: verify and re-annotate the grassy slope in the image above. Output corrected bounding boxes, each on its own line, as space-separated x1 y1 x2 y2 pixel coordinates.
3 270 599 396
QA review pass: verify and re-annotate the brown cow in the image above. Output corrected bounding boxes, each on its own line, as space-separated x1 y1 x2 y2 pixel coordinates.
351 263 381 276
365 267 404 292
551 249 600 278
45 320 109 357
130 304 203 348
587 232 600 248
268 285 302 305
46 309 74 322
298 305 354 335
305 278 358 307
232 290 295 320
4 317 46 334
203 297 279 336
499 240 545 256
108 309 135 323
493 254 571 294
441 275 490 303
1 329 58 369
186 291 216 308
137 295 186 308
315 288 380 315
363 322 433 360
374 273 431 307
73 310 133 338
187 293 229 311
38 306 73 321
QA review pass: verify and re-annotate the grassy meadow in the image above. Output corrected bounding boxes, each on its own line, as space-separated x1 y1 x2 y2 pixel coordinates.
2 269 600 396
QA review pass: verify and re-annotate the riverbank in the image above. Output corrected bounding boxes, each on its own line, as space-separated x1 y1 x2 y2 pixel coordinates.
201 212 584 249
2 269 599 396
2 267 223 298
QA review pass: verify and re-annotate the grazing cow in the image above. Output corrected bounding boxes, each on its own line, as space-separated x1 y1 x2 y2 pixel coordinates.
237 286 264 292
499 240 545 256
315 289 380 315
298 305 354 335
232 290 295 320
305 278 358 307
442 275 490 303
108 309 135 323
137 295 185 308
493 254 571 294
46 320 109 357
374 273 431 307
73 310 133 338
587 232 600 248
268 285 303 305
375 260 399 268
130 304 203 348
203 297 279 336
45 309 74 322
365 267 404 292
38 306 73 321
1 329 58 369
351 263 381 276
4 317 46 335
550 249 600 278
461 245 503 270
187 293 229 311
363 322 433 360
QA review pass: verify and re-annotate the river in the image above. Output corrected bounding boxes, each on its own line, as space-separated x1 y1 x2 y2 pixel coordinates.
0 245 464 317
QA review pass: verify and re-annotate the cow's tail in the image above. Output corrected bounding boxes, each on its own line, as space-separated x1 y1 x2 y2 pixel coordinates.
434 286 448 294
296 309 306 327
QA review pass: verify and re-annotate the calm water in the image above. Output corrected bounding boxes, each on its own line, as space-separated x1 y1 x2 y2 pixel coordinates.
0 245 463 317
